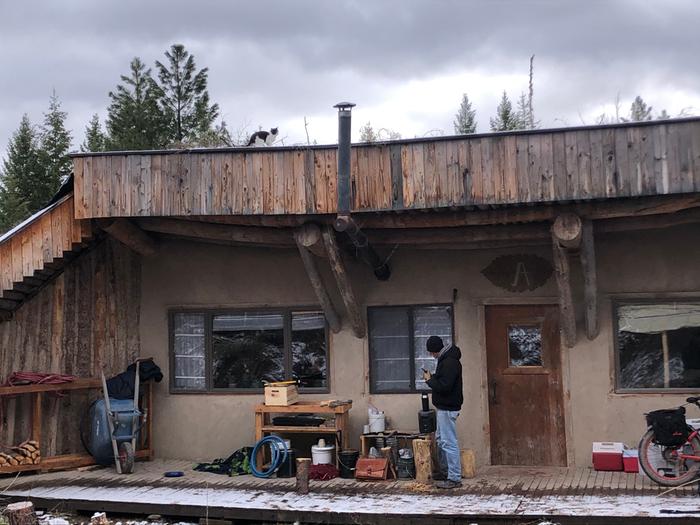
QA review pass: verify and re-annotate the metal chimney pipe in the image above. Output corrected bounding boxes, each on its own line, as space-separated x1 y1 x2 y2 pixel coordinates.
334 102 355 218
331 101 391 281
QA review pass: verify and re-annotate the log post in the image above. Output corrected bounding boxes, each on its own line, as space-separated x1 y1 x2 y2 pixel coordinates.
412 438 433 484
322 226 366 338
580 220 599 340
295 231 342 334
6 501 37 525
296 457 311 494
102 219 158 257
552 232 576 348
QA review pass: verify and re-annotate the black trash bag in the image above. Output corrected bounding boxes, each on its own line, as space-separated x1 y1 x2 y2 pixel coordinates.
194 447 254 476
106 359 163 400
646 407 690 447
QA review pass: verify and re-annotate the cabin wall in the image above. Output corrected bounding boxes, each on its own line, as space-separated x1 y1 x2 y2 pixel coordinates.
141 225 700 466
0 238 141 456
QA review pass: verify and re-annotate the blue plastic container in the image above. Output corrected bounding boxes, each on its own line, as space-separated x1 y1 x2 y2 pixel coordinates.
88 398 140 465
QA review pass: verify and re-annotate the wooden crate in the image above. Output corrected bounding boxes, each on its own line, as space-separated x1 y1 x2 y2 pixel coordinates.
264 384 299 406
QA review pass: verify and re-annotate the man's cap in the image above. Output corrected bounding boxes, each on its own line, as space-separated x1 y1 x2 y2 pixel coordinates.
426 335 444 354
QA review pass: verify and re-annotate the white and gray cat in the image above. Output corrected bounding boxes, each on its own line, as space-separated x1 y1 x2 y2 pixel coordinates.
247 127 278 146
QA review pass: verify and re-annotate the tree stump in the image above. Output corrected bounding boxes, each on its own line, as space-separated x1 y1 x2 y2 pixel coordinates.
6 501 37 525
412 438 433 484
296 458 311 494
461 449 476 478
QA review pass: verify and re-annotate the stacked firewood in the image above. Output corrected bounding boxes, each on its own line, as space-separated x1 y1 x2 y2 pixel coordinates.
0 440 40 467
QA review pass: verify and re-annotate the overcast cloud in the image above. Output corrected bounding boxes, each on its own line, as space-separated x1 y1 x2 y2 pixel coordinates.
1 0 699 154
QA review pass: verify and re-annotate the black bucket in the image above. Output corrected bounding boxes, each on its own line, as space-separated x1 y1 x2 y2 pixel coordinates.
338 449 359 479
276 449 296 478
397 456 415 479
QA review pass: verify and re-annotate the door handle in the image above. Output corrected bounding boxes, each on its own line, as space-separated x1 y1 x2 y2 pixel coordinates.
490 380 498 405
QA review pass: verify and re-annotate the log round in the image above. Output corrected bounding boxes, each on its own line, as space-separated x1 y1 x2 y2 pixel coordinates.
552 213 583 248
6 501 37 525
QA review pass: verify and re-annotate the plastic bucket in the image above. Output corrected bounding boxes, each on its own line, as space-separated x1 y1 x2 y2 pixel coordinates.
277 449 296 478
368 412 385 432
338 449 359 479
311 444 335 465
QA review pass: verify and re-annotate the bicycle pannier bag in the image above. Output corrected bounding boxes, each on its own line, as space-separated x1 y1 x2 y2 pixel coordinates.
646 407 689 447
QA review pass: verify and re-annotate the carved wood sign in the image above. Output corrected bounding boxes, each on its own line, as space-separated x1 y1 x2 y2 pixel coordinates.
481 254 553 292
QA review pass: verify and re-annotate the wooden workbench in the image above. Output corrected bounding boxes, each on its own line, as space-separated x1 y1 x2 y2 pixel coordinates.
254 401 352 465
0 378 153 474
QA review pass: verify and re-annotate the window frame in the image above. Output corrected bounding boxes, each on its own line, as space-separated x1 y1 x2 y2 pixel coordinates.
368 303 455 395
169 306 330 394
613 298 700 394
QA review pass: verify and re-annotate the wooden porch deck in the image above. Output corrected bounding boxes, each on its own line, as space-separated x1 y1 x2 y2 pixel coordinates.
2 459 700 523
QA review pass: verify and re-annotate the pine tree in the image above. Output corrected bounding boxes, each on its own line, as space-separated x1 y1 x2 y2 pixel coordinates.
625 96 653 122
106 57 168 151
490 91 522 131
0 115 43 232
454 94 477 134
187 120 233 148
154 44 219 144
81 114 106 152
39 90 72 191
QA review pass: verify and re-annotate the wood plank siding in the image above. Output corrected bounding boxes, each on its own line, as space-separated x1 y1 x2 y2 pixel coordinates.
0 238 141 457
72 119 700 219
0 195 91 294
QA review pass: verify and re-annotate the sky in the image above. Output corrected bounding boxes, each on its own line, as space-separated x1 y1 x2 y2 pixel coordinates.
1 0 700 154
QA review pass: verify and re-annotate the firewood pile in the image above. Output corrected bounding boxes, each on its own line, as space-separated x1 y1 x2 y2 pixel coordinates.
0 440 40 467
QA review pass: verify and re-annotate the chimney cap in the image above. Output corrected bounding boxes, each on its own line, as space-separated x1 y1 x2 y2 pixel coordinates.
334 102 356 111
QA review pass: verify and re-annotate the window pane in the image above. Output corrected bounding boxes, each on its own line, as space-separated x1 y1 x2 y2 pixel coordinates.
292 312 327 389
369 308 411 392
508 325 543 366
212 313 284 389
413 306 453 391
173 313 206 390
617 303 700 389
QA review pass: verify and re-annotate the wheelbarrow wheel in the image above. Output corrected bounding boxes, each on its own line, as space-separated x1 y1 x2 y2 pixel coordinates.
118 442 135 474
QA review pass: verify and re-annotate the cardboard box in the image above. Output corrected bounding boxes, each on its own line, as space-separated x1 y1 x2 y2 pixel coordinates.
623 449 639 473
592 442 624 471
264 384 299 406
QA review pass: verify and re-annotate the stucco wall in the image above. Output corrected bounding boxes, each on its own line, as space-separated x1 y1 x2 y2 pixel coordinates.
140 224 700 466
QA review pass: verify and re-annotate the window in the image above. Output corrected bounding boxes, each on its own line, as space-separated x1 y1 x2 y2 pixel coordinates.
508 324 543 367
615 302 700 391
368 305 453 393
171 309 328 392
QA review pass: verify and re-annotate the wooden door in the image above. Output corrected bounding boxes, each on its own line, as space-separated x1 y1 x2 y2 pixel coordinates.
485 305 567 466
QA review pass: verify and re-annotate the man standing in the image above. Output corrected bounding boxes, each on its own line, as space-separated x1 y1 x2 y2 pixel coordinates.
423 335 463 489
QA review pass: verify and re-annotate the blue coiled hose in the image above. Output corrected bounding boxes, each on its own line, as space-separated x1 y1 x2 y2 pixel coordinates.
250 435 289 478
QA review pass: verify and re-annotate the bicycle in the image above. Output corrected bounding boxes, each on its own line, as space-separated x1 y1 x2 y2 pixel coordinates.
639 396 700 486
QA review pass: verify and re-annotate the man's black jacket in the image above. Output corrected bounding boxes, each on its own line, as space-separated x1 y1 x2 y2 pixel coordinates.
426 345 463 411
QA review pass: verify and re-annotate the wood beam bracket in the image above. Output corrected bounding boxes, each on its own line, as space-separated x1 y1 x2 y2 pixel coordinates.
101 219 158 257
322 225 366 338
294 226 341 334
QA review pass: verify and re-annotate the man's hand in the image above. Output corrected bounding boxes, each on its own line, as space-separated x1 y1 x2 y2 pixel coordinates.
422 369 432 381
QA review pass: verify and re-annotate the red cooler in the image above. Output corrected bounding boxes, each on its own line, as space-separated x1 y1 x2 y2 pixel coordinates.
592 442 624 471
623 449 639 473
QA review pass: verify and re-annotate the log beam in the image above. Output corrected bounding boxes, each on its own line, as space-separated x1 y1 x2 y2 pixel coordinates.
295 223 326 258
551 218 576 348
102 219 158 257
552 213 583 249
580 220 599 340
322 226 366 338
294 230 341 333
136 218 294 246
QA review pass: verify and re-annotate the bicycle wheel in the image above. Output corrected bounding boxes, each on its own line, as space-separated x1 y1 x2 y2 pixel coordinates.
638 428 700 486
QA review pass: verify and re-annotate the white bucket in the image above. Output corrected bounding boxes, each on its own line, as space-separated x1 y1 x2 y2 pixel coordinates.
368 412 386 433
311 444 335 465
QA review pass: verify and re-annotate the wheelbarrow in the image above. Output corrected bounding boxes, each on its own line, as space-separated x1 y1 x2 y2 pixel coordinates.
100 360 143 474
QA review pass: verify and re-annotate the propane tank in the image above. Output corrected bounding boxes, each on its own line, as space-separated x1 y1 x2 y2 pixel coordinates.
418 392 436 433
